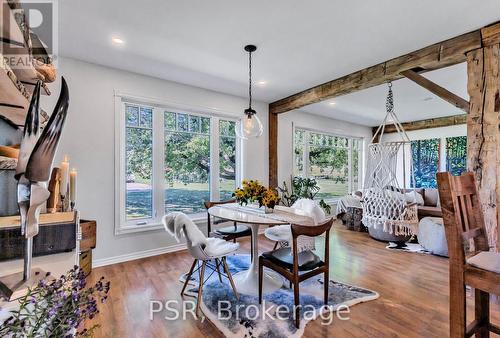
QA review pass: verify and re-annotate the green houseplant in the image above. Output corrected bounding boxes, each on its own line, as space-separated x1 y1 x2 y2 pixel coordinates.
277 176 332 214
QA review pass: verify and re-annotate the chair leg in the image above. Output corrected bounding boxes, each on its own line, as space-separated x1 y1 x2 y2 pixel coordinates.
258 258 263 304
475 289 490 338
222 256 239 301
293 279 300 329
215 258 223 283
196 261 207 317
181 259 198 296
324 270 329 305
450 280 467 338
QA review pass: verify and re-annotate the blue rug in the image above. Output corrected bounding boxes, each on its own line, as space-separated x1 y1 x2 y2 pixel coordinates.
180 255 379 337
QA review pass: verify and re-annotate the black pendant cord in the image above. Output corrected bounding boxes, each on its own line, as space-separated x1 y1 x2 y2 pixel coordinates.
248 49 252 110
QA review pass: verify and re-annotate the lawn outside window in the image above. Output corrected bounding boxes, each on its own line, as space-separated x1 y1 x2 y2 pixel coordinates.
293 127 363 203
115 93 241 234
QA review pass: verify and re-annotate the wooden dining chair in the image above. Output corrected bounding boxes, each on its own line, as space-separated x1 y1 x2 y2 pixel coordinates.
437 172 500 338
204 199 253 259
258 218 334 328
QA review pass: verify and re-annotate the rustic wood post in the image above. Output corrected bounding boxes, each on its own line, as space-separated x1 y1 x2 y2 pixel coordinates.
269 111 278 188
466 24 500 251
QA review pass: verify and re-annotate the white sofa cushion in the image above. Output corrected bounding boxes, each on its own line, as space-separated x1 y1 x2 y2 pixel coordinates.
466 251 500 274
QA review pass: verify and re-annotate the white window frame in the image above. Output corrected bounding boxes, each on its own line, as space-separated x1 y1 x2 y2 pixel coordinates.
114 92 241 235
293 126 364 203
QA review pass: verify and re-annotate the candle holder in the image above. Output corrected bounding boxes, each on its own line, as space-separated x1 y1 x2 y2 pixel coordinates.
70 201 75 211
59 194 66 212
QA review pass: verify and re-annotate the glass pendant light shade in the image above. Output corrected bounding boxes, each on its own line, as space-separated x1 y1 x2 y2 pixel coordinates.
236 109 263 139
237 44 263 139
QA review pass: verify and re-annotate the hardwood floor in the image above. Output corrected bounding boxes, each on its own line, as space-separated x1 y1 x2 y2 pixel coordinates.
87 221 500 337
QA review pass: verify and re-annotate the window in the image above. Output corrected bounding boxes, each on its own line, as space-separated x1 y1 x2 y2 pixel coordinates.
164 112 211 214
117 98 240 233
125 105 153 220
293 128 362 201
411 139 440 188
411 136 467 188
446 136 467 176
219 120 237 201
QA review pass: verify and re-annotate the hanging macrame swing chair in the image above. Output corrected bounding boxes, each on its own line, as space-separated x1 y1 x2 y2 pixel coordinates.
362 82 419 236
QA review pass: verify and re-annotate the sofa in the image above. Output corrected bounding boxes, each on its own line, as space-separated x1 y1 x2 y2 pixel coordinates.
409 188 442 220
338 188 442 242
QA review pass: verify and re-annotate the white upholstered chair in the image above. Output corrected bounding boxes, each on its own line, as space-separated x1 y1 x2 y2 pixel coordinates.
162 212 239 315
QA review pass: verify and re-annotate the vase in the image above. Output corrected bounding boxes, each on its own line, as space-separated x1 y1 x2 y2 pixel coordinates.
264 206 274 214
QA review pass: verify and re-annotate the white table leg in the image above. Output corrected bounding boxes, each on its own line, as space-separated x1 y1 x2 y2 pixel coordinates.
232 223 283 296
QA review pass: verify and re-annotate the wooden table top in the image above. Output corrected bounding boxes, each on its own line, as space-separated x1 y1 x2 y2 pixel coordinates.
0 212 76 230
208 203 313 226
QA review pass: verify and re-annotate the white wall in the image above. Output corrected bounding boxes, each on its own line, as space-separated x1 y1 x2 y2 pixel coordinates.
277 110 373 189
41 57 268 264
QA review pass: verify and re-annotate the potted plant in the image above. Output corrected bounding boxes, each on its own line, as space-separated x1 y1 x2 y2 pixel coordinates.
0 266 110 337
277 176 332 214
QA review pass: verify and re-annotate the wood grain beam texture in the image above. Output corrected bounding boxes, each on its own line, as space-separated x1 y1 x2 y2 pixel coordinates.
466 23 500 251
373 114 467 135
400 70 470 113
269 29 482 114
268 111 278 187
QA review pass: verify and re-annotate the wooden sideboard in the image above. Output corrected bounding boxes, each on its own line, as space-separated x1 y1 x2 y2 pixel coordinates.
0 211 80 315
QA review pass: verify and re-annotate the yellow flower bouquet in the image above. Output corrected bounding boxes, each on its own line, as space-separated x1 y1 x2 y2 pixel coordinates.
233 180 280 210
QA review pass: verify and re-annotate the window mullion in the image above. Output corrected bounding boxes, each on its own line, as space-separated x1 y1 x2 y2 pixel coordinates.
304 131 310 178
153 107 165 220
210 117 220 202
347 139 352 193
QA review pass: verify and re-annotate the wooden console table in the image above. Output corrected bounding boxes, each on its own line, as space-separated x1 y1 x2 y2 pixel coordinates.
0 211 80 318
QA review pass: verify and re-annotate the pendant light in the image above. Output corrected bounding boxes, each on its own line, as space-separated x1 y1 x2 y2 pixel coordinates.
236 44 263 139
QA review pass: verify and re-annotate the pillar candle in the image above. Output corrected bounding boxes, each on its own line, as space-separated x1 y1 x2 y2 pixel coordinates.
60 155 69 196
69 168 77 203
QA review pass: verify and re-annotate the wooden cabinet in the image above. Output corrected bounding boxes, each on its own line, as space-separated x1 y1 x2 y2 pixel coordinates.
79 219 96 276
80 220 96 252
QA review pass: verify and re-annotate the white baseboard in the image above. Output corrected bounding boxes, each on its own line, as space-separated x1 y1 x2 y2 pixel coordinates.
93 227 270 268
92 243 187 268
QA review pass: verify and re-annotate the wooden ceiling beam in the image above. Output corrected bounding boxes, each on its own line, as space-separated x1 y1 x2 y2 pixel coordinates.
401 69 470 113
269 30 483 114
371 114 467 135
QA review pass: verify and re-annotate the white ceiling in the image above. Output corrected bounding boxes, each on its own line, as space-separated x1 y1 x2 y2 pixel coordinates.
303 63 468 126
59 1 499 124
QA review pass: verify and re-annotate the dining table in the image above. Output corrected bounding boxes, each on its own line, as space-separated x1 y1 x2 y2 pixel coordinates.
207 203 314 296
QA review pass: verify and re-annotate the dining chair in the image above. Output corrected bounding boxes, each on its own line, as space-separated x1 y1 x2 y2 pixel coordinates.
204 199 253 258
264 198 326 250
162 212 239 316
437 172 500 338
258 217 334 328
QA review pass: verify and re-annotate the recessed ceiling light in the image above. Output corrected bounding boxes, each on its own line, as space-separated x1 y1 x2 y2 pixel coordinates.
329 101 336 106
112 37 125 45
258 80 267 86
423 97 433 101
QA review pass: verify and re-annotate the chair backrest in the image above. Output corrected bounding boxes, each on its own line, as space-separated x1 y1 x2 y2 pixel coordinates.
290 218 334 271
162 212 209 260
204 199 236 234
291 198 326 225
436 172 490 265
